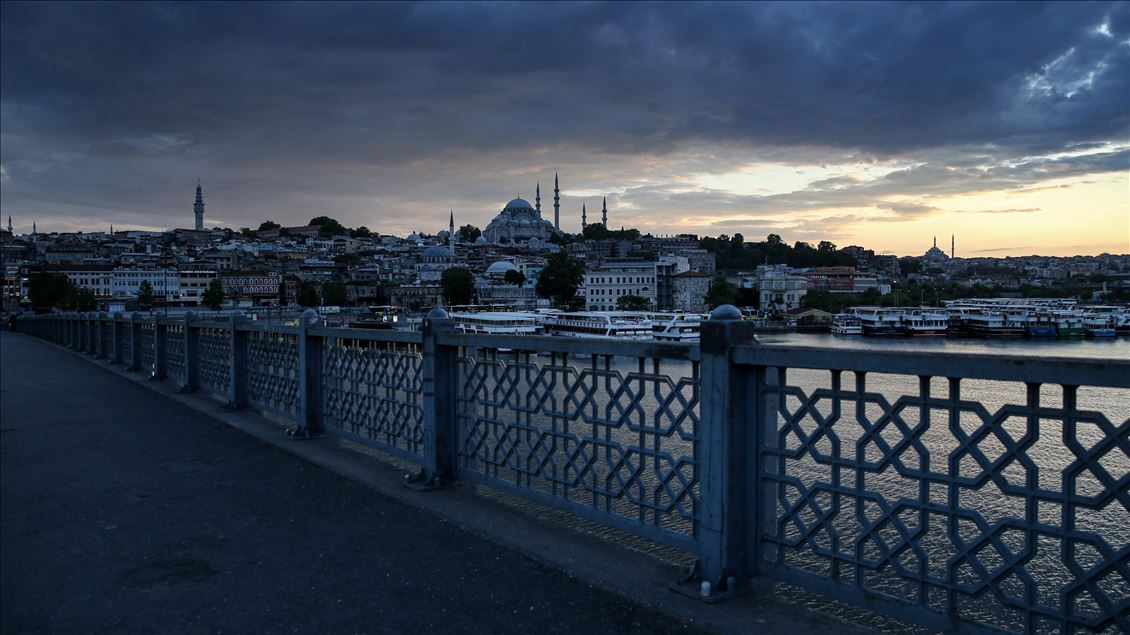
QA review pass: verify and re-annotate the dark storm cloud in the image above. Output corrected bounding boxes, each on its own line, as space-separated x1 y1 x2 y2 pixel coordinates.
1 1 1127 234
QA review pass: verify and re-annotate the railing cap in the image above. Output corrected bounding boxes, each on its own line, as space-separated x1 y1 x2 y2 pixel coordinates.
709 304 743 321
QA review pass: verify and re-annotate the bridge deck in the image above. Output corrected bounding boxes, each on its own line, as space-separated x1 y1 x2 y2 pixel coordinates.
0 332 700 634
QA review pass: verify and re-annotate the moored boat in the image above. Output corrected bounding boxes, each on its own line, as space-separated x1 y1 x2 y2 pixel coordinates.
831 313 863 335
900 310 949 336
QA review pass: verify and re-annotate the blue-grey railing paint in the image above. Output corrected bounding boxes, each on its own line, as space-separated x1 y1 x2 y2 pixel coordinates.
15 309 1129 635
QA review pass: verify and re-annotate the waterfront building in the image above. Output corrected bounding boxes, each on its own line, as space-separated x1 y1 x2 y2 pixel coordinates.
753 264 808 312
802 267 889 295
178 269 219 303
112 267 182 299
654 255 691 310
219 269 281 301
582 257 657 311
671 270 711 312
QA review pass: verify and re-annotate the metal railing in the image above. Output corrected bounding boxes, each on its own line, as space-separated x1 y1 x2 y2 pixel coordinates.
14 308 1129 635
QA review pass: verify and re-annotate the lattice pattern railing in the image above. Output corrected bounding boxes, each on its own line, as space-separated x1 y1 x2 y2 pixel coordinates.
752 365 1129 634
197 326 231 396
246 330 300 418
120 321 133 362
139 323 156 371
321 337 425 460
101 321 113 358
19 312 1129 635
165 323 186 381
454 347 701 550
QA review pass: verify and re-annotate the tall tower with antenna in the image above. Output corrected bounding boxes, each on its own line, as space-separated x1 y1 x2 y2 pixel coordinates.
194 179 205 231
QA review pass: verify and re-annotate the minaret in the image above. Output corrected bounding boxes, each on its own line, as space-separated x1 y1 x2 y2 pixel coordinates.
581 202 587 229
553 173 560 232
951 235 955 259
32 221 36 235
535 182 541 214
194 179 205 231
602 196 608 227
449 210 455 253
933 235 936 248
6 215 10 233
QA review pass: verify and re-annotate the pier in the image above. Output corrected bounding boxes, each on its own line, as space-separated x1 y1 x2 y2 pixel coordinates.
8 309 1130 634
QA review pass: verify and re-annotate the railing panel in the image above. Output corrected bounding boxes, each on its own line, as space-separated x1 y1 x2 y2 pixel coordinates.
320 334 425 461
166 323 186 382
197 325 232 396
101 320 113 358
139 321 156 371
120 320 134 363
245 330 300 419
454 345 701 551
751 365 1130 634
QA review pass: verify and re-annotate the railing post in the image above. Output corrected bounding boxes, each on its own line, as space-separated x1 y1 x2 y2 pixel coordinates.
128 312 142 371
226 312 248 409
86 312 97 355
411 306 458 488
180 311 198 392
112 313 123 364
290 309 323 438
95 313 106 358
151 317 167 380
692 304 759 598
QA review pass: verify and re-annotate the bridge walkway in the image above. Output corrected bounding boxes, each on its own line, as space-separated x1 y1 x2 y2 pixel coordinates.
0 332 706 634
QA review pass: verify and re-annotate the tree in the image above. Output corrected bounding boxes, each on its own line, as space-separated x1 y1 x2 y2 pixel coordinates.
536 251 585 305
75 288 97 311
818 241 837 253
350 226 372 238
321 280 348 306
767 234 783 245
309 216 347 237
239 227 256 238
28 272 77 310
258 220 281 231
503 269 526 287
138 280 155 307
616 295 650 311
459 224 482 242
203 279 225 309
704 275 740 308
440 267 475 306
297 282 320 308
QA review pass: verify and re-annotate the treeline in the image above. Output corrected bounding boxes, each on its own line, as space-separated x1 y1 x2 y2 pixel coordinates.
239 216 374 239
699 234 857 270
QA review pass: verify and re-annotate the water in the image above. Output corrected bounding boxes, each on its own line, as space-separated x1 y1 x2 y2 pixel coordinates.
758 331 1130 361
457 335 1129 633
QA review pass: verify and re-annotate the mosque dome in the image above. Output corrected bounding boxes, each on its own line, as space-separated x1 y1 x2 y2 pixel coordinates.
504 198 534 211
486 261 519 275
422 245 452 258
474 235 488 245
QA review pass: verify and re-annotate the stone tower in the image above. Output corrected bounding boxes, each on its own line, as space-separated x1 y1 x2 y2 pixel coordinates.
194 179 205 231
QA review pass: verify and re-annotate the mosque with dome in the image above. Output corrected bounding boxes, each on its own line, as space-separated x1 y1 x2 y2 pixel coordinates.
482 174 565 246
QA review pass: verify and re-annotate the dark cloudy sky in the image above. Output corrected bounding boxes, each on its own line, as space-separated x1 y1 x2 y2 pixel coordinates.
2 1 1128 255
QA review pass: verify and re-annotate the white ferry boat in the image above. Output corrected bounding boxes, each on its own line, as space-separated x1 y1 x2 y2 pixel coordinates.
449 311 542 335
543 312 654 340
852 307 904 336
962 311 1026 337
648 313 705 342
900 310 949 336
830 313 863 335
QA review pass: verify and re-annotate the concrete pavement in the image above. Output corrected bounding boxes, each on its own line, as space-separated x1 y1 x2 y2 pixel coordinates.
0 332 703 634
